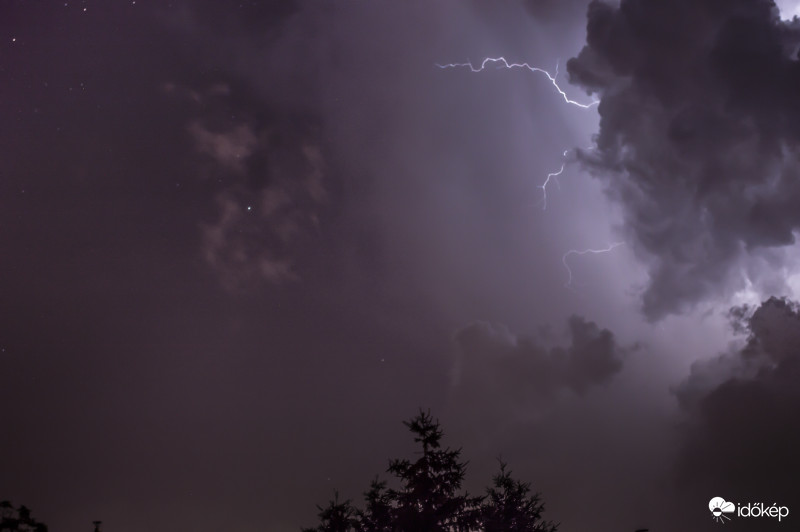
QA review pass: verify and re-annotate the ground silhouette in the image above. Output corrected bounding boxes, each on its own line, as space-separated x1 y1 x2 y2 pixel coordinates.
0 501 48 532
303 410 559 532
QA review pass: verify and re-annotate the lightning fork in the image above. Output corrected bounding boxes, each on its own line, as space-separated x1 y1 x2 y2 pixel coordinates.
435 57 599 109
562 242 625 289
538 150 570 210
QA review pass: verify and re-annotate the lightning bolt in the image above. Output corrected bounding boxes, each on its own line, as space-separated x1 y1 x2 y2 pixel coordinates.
538 150 569 210
562 242 625 290
437 57 618 291
435 58 596 208
435 57 599 109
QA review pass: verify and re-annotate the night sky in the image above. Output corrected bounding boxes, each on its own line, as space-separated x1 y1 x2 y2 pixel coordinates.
3 1 800 531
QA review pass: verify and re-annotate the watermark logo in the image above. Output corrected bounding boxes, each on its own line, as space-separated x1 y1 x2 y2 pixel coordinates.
709 497 735 523
709 496 790 524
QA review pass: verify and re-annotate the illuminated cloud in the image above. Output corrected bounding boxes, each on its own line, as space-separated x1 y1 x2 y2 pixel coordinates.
175 78 329 289
567 0 800 319
188 121 258 174
200 139 327 289
673 297 800 499
776 0 800 20
449 316 627 434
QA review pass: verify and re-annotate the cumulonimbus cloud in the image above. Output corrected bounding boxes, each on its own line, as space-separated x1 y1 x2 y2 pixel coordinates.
673 297 800 504
567 0 800 319
449 316 627 434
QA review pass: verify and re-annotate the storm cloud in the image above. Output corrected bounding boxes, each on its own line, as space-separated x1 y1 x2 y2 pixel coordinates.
671 297 800 528
567 0 800 319
449 316 627 436
7 1 795 531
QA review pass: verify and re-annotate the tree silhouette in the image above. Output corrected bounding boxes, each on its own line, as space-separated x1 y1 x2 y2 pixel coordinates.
0 501 48 532
357 479 393 532
384 410 483 531
302 492 360 532
481 462 557 532
303 410 558 532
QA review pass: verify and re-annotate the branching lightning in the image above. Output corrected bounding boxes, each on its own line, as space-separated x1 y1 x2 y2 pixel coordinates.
436 58 597 210
435 57 599 109
562 242 625 289
437 57 621 291
538 150 569 210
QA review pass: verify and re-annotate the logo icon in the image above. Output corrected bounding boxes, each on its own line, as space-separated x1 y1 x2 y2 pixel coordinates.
709 497 736 523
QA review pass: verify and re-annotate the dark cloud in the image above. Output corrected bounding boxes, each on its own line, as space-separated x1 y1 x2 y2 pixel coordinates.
449 316 626 436
5 1 752 531
567 0 800 319
672 297 800 528
197 127 328 289
162 75 329 289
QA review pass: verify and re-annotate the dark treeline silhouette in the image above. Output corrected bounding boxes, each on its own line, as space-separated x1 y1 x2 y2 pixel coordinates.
0 501 48 532
3 413 649 532
303 410 559 532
